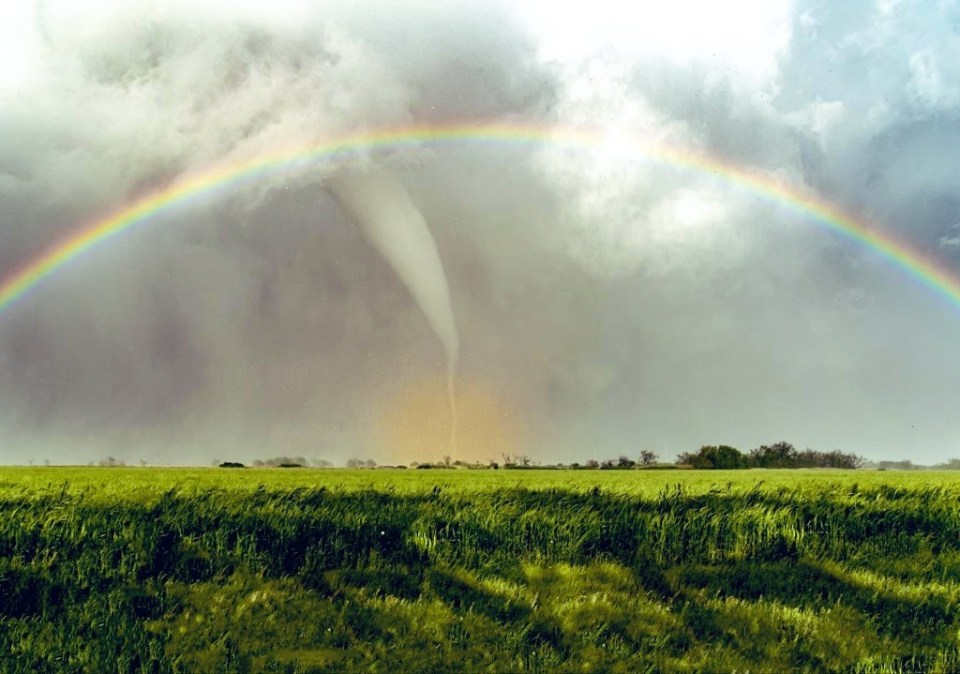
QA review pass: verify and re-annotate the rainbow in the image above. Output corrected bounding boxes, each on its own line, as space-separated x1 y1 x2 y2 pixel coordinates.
1 122 959 316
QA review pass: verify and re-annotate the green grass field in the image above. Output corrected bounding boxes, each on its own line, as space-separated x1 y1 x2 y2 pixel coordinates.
4 467 960 672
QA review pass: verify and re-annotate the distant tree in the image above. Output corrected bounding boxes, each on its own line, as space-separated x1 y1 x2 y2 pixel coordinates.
817 450 863 469
710 445 748 469
749 442 798 468
586 459 600 469
617 455 636 468
346 458 364 468
365 459 377 468
257 455 312 467
876 460 919 470
640 450 658 467
442 454 452 467
937 459 960 470
678 445 748 469
748 443 862 469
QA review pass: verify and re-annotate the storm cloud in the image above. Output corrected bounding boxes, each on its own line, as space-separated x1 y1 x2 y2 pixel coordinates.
0 0 957 465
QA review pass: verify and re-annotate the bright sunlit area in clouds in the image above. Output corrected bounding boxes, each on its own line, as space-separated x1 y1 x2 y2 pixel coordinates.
1 0 959 466
518 0 793 77
0 4 38 90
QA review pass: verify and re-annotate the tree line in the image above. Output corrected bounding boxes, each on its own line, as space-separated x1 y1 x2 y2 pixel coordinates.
676 441 863 470
214 443 862 470
79 443 897 471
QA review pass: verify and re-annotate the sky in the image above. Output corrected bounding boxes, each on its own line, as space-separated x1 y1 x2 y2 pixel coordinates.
0 0 958 466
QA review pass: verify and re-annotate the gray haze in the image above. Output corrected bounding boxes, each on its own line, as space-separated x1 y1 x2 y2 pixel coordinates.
0 0 958 465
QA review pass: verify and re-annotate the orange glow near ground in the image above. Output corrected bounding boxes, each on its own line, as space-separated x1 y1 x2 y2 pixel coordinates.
378 377 521 465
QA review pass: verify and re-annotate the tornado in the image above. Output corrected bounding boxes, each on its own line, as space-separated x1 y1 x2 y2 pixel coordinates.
326 170 460 452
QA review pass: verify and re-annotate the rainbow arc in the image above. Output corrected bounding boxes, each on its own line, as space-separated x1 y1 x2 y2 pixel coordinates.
2 123 959 315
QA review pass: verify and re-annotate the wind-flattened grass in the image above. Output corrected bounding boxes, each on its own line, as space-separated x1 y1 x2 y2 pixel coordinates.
3 468 960 672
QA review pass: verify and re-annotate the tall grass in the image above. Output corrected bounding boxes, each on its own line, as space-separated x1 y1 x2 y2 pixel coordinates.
3 469 960 672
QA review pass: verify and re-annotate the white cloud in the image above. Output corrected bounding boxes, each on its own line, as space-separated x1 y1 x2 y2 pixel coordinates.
909 48 960 111
0 3 39 90
518 0 795 82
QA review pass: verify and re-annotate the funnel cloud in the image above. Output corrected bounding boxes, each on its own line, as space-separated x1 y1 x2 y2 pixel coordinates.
327 171 459 372
328 169 461 451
